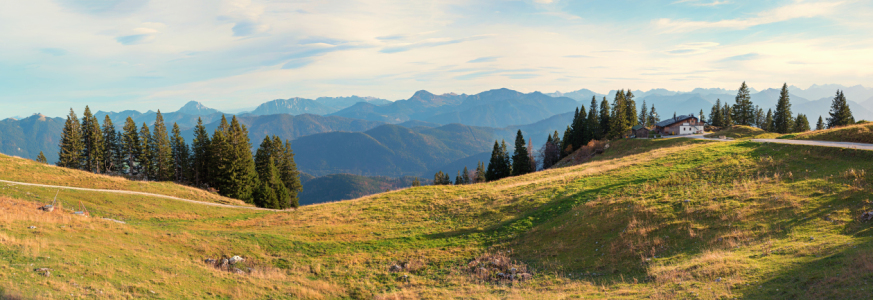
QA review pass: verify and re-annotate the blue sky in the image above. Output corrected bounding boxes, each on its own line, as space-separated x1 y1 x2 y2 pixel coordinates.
1 0 872 118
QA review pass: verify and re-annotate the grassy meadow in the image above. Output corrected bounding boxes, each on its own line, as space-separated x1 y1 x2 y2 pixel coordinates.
1 137 873 299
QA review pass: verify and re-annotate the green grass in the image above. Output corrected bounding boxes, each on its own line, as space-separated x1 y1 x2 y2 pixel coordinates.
792 123 873 144
1 139 872 299
704 125 784 140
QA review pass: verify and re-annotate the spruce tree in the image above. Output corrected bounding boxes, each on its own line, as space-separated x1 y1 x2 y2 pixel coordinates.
37 152 47 164
151 111 173 181
486 141 502 182
793 114 811 133
571 106 589 149
625 90 637 128
475 161 486 183
731 81 755 126
816 116 825 130
57 108 84 169
599 97 610 139
275 137 302 207
455 171 463 185
648 105 659 127
254 136 292 208
101 115 119 173
773 83 794 134
224 117 258 202
764 109 774 132
561 126 573 156
587 96 601 140
462 166 471 184
639 100 648 127
608 90 628 139
500 140 511 177
210 116 232 192
139 123 153 180
191 117 211 186
722 103 733 127
121 117 140 175
699 109 705 124
511 130 532 176
709 99 723 127
81 106 104 173
170 123 191 183
411 177 421 187
827 90 855 128
755 106 765 128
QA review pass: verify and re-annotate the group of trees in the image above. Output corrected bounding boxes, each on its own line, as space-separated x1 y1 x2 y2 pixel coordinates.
55 107 301 209
708 83 856 134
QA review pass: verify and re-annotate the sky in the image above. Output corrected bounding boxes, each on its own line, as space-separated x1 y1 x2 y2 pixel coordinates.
1 0 872 118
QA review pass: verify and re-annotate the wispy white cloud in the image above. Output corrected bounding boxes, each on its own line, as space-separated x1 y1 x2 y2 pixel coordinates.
657 1 844 32
672 0 730 6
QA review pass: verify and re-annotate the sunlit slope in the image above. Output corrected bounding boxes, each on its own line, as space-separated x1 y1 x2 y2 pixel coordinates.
0 153 247 206
2 137 871 299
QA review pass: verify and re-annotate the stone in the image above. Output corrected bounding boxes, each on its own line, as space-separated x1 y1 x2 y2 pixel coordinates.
861 211 873 221
28 226 36 229
229 256 244 265
517 273 532 281
389 264 403 272
204 259 216 264
232 268 245 274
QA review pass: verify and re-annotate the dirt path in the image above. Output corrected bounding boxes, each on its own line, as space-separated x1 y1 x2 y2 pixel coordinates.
750 139 873 150
0 179 283 211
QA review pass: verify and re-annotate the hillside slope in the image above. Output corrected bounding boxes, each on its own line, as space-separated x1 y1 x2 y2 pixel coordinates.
1 138 872 299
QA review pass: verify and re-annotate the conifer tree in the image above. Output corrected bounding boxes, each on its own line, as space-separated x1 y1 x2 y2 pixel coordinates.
253 160 289 209
540 134 560 170
139 123 153 180
210 116 232 191
455 171 463 185
699 109 705 124
121 117 140 174
764 109 774 132
561 126 573 156
827 90 855 128
411 177 421 187
648 105 659 127
151 111 173 181
587 96 601 140
101 115 119 173
191 118 211 187
722 103 733 127
527 138 536 172
608 90 629 139
816 116 825 130
57 108 84 169
275 137 302 207
639 100 648 127
731 82 755 126
475 161 486 183
37 152 47 164
170 123 191 183
511 130 532 176
462 166 471 184
485 140 511 181
599 97 610 139
81 106 104 172
625 90 637 129
755 106 765 128
500 140 511 177
773 83 794 134
793 114 811 133
223 116 258 202
572 105 589 149
709 99 723 127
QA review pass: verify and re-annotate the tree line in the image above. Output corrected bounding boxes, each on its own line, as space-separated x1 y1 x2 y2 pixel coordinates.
707 82 856 134
54 107 301 209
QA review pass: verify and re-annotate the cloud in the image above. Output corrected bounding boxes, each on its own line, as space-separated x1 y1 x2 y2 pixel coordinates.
56 0 148 15
380 35 490 53
665 42 719 55
656 1 844 32
672 0 730 6
232 20 270 36
505 73 539 79
115 34 154 45
718 53 759 62
40 48 68 56
468 56 499 63
564 55 592 58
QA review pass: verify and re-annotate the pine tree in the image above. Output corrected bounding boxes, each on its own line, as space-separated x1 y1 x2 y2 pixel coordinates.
511 130 532 176
37 152 47 164
571 105 589 149
485 140 511 181
57 108 84 169
755 106 765 128
500 140 511 177
223 116 258 202
608 90 629 139
599 97 610 139
587 96 601 140
793 114 811 133
625 90 637 129
722 103 733 127
275 137 302 208
816 116 825 130
764 109 774 132
139 123 153 180
120 117 140 175
773 83 794 134
411 177 421 187
561 126 573 157
475 161 486 183
434 171 447 185
540 134 560 170
455 171 463 185
648 105 659 127
81 106 104 173
210 116 232 192
827 90 855 128
101 115 119 173
254 136 292 208
639 100 648 127
462 166 471 184
191 117 211 187
699 109 705 124
731 81 755 126
151 111 173 181
709 99 723 127
170 123 191 183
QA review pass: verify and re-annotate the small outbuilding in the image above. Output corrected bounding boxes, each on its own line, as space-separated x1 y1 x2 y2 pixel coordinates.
632 125 651 138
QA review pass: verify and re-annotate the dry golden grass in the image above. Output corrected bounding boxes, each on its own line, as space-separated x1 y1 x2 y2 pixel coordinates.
792 122 873 143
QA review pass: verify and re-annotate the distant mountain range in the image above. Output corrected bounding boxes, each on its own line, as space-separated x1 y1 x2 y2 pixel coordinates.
0 114 65 163
298 173 421 205
248 96 390 116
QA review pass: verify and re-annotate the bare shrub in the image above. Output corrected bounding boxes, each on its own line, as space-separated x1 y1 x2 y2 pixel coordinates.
465 251 532 284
